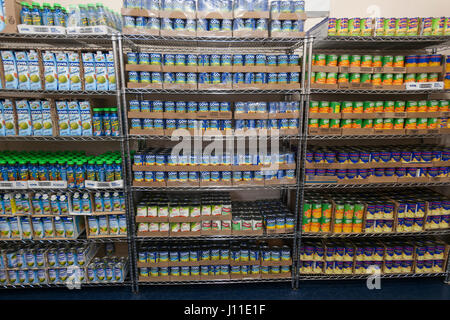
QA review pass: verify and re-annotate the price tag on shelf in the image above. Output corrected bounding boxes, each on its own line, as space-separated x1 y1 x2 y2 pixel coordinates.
27 181 68 189
406 82 444 91
17 24 66 34
0 181 28 189
84 180 124 189
66 26 119 35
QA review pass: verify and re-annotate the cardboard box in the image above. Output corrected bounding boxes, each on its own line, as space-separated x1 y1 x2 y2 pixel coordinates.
372 67 406 74
268 112 299 119
163 66 197 73
308 128 341 135
339 66 374 74
122 28 159 36
128 111 163 119
310 83 338 90
163 83 197 90
265 65 301 73
197 66 232 73
233 30 268 38
271 12 307 20
0 0 25 34
234 11 270 19
309 112 341 119
121 8 159 18
127 82 163 89
271 31 305 38
133 181 166 187
311 65 338 73
197 30 232 37
126 64 162 72
196 11 232 19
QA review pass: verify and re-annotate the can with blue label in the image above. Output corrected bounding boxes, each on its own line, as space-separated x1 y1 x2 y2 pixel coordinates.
256 19 267 31
233 18 245 31
197 18 208 31
161 18 173 30
244 54 255 66
127 52 138 64
185 19 196 32
210 19 221 31
148 17 160 30
233 72 244 84
278 73 288 84
222 19 232 31
233 54 244 66
271 20 281 32
164 71 175 82
164 54 175 66
268 73 277 83
124 16 136 28
174 18 185 30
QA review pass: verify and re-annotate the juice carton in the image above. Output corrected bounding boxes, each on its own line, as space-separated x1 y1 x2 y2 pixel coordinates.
68 52 81 91
16 100 32 136
20 218 32 240
55 100 70 136
106 51 116 91
0 101 5 136
82 52 96 91
1 51 18 89
42 51 58 90
41 100 53 136
79 100 93 136
94 51 108 91
14 51 30 90
29 100 43 136
67 100 82 136
27 51 42 90
55 51 70 91
2 99 16 136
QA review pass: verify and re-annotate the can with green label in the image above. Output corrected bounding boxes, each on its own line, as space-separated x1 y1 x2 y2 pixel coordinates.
383 118 394 129
348 18 361 36
405 118 417 129
330 119 340 128
417 118 428 129
382 73 393 85
336 18 349 36
373 118 384 129
315 54 326 66
405 73 416 83
319 119 330 128
372 73 382 86
340 119 352 128
338 54 350 66
374 101 384 112
326 72 338 84
431 17 443 36
372 55 382 67
394 101 406 112
416 73 428 83
428 73 438 82
352 101 363 113
338 73 349 83
342 101 353 113
384 101 395 112
393 55 405 67
350 73 361 83
350 55 361 66
319 101 330 113
361 73 372 84
362 119 373 128
308 119 319 128
393 73 404 85
309 101 319 112
302 201 312 232
382 55 394 67
311 72 316 83
361 55 373 67
330 101 341 113
352 119 362 128
406 101 418 112
363 101 375 113
427 118 438 129
326 54 338 66
315 72 327 84
393 118 404 129
439 100 449 111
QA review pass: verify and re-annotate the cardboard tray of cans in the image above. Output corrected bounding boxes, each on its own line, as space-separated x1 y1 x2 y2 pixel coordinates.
232 30 269 38
125 64 162 72
233 11 270 19
160 30 196 37
197 66 233 73
129 129 165 136
162 66 198 73
198 83 233 90
132 164 296 172
122 28 160 36
270 12 307 20
197 30 233 37
159 11 196 19
311 65 339 73
234 112 299 119
196 11 233 19
135 215 231 223
308 128 342 135
128 111 232 120
127 82 163 89
139 275 170 282
121 8 159 17
271 31 305 38
305 161 435 170
163 83 197 90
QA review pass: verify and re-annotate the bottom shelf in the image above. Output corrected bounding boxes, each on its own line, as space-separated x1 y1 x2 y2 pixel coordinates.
0 281 132 289
298 272 446 280
138 277 292 285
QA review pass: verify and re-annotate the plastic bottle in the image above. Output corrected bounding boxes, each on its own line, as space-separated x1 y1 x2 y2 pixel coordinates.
18 160 28 181
114 159 122 180
109 108 120 136
75 160 85 188
20 2 32 25
96 160 105 182
86 160 96 180
87 4 97 26
102 108 112 136
62 7 68 27
31 2 43 26
7 159 17 181
92 108 103 136
0 160 8 181
42 3 54 26
53 4 65 27
58 159 67 181
96 3 107 26
29 159 39 181
78 4 88 27
105 160 114 182
66 161 75 188
67 5 79 27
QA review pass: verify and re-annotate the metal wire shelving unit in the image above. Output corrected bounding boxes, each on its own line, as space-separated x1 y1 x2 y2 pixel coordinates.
119 33 307 292
0 34 136 292
295 20 450 287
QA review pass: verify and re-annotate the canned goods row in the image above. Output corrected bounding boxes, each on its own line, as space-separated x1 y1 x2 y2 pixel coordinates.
268 20 304 33
133 169 296 183
306 144 450 164
133 148 296 166
300 240 448 274
91 108 121 137
138 220 230 232
130 118 299 130
127 52 300 67
87 215 127 236
136 192 231 218
139 265 290 277
306 166 450 180
313 53 443 68
0 244 97 269
124 0 196 11
198 0 232 12
1 268 48 285
270 1 304 13
0 192 69 216
309 100 450 114
308 117 440 130
129 100 231 113
328 17 450 37
86 256 127 283
311 71 439 86
73 192 122 214
0 150 122 186
232 18 269 32
138 242 291 263
235 101 299 114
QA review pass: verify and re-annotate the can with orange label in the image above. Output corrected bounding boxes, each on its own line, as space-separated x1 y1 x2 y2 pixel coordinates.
309 119 319 128
384 101 395 112
427 118 438 129
417 118 428 129
309 101 319 113
405 118 417 129
383 55 394 67
417 100 428 112
352 119 362 128
428 73 438 82
374 101 384 112
361 55 373 67
393 55 405 67
315 54 326 66
338 73 349 83
350 73 361 83
342 101 353 113
404 73 416 83
350 55 361 67
372 73 382 85
353 101 363 113
406 101 418 112
363 101 375 113
394 118 404 129
382 73 393 85
326 72 338 84
427 100 439 112
372 56 382 67
393 73 404 85
394 101 406 112
383 118 394 129
333 202 344 233
338 55 350 67
340 119 352 128
318 101 330 113
326 54 338 67
315 72 327 84
373 118 384 129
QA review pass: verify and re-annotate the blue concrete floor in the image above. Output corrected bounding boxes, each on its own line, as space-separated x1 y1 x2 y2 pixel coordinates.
0 278 449 300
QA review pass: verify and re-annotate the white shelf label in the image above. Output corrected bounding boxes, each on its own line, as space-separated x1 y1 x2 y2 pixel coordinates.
0 181 28 189
66 26 119 35
406 82 444 91
84 180 124 189
18 24 66 34
27 181 68 189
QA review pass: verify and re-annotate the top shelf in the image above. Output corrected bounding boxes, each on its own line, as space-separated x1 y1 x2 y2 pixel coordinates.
308 18 450 50
121 34 306 50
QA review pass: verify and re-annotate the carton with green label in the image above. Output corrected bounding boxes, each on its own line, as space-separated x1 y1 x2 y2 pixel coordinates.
27 51 42 90
29 100 43 136
56 51 70 91
82 52 96 91
67 100 82 136
2 99 16 135
16 99 32 136
42 51 58 91
68 52 81 91
41 100 53 136
1 51 18 89
14 51 30 90
95 51 107 91
55 100 70 136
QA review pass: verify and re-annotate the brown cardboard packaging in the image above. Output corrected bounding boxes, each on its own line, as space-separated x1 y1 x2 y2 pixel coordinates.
127 82 163 89
311 65 338 73
309 112 341 119
125 64 162 72
373 66 406 74
160 30 196 37
308 128 342 135
232 229 264 236
136 216 169 223
271 12 307 20
339 66 373 74
133 181 166 187
234 11 270 19
139 275 170 282
200 180 232 187
405 66 443 74
1 0 27 34
232 66 267 73
122 28 159 36
166 181 200 187
310 83 338 90
201 229 232 236
268 111 299 119
234 113 268 120
128 111 163 119
159 11 195 19
406 129 440 135
137 231 169 237
197 11 233 19
197 30 233 37
198 83 232 90
233 30 269 38
197 66 233 73
373 129 406 135
129 128 165 135
163 83 197 90
163 66 197 73
261 272 291 279
271 31 305 38
121 8 159 17
266 66 301 73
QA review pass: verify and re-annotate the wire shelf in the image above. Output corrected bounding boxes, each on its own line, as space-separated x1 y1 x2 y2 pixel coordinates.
125 88 301 95
131 184 297 191
135 233 295 242
0 136 124 142
128 134 300 140
138 278 292 285
306 134 444 140
301 229 450 238
304 181 450 189
0 237 129 245
0 33 116 49
298 273 446 280
310 89 448 95
0 281 132 289
0 89 116 97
